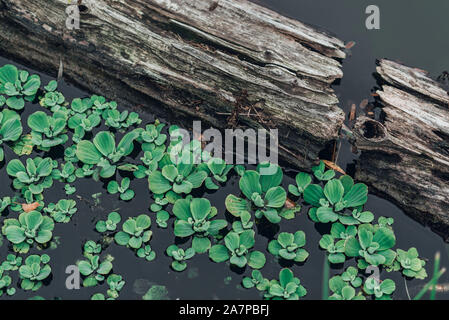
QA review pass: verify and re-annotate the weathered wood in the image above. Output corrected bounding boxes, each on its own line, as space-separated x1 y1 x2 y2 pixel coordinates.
354 59 449 240
0 0 346 168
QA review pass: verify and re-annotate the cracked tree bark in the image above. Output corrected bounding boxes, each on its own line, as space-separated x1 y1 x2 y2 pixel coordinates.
0 0 346 169
354 59 449 240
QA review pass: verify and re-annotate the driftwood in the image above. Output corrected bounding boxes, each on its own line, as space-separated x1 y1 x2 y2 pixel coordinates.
354 59 449 239
0 0 346 168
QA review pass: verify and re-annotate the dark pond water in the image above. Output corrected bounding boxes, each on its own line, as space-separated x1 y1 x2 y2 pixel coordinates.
1 0 449 300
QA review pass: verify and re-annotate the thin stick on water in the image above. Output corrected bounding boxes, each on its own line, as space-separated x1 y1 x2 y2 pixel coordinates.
322 255 330 300
430 252 441 300
404 278 411 300
57 58 63 82
334 140 342 164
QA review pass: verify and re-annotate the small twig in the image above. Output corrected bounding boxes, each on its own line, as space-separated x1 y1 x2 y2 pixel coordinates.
279 144 301 160
349 103 356 121
216 112 259 116
334 140 342 164
404 278 411 300
57 58 63 82
331 140 337 162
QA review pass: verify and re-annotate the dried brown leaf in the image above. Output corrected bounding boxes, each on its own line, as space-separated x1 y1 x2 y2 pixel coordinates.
22 202 40 213
322 160 346 175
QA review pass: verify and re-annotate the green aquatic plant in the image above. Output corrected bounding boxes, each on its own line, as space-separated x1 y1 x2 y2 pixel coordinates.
201 158 233 190
19 254 51 291
340 266 363 288
225 163 287 224
0 196 11 214
136 121 167 156
137 245 156 262
75 164 95 178
328 274 365 300
0 269 15 297
83 240 102 255
319 234 346 264
67 98 101 142
231 210 254 234
330 222 357 240
172 197 227 253
142 284 170 300
64 145 79 163
264 268 307 300
2 210 54 253
96 212 121 233
344 225 396 268
90 273 126 301
76 130 139 178
268 231 309 262
133 154 159 179
44 199 77 223
0 109 23 162
389 247 427 279
242 270 270 290
114 214 152 249
312 161 335 181
10 133 33 157
150 194 169 212
28 111 68 151
77 254 113 287
52 161 76 184
68 97 92 116
106 274 125 299
305 175 372 225
107 177 135 201
90 293 106 300
9 190 43 213
39 80 66 112
166 245 195 272
0 64 40 110
64 184 76 195
209 230 266 269
6 157 54 194
363 277 396 300
1 254 22 271
103 109 141 130
148 158 208 195
234 165 245 176
288 172 312 196
156 210 170 228
90 95 116 114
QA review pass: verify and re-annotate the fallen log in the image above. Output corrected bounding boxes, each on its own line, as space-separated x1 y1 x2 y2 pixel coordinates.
0 0 346 168
354 59 449 240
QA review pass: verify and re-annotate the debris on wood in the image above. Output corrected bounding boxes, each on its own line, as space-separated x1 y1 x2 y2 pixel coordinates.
345 41 356 49
349 103 357 121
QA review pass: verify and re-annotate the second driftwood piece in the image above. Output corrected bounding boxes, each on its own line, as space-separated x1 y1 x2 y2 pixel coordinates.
354 59 449 239
0 0 347 168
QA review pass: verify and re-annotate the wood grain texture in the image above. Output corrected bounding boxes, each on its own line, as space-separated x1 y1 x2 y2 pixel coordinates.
354 59 449 239
0 0 346 168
